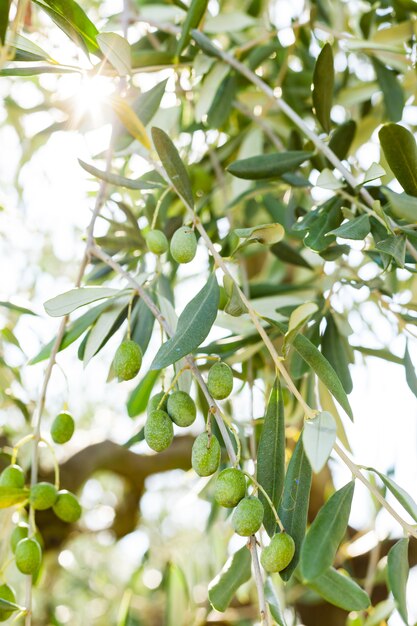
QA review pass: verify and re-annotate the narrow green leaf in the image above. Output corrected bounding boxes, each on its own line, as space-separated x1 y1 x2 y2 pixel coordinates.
191 29 222 58
127 370 161 418
151 274 219 369
278 437 312 581
165 563 188 626
44 287 119 317
321 315 353 394
151 127 194 208
404 342 417 398
306 567 370 611
208 546 251 612
115 79 168 151
176 0 209 56
131 297 156 356
0 486 29 508
0 300 37 316
383 188 417 222
271 241 312 269
303 200 343 252
300 481 355 580
302 411 337 474
29 301 109 364
329 215 370 240
78 159 162 190
268 319 353 419
264 578 287 626
284 302 318 350
312 43 334 133
0 65 77 76
0 0 10 45
33 0 100 56
379 123 417 197
365 468 417 522
387 538 409 625
328 120 356 162
0 597 20 613
227 151 313 180
234 223 285 246
257 379 285 537
97 32 131 76
83 299 128 365
376 234 406 267
372 58 404 123
108 95 151 149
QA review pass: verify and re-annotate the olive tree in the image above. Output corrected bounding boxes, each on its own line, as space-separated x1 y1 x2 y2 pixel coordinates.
0 0 416 624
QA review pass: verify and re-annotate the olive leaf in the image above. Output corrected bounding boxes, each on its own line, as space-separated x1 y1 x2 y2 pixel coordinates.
329 215 371 240
78 159 163 190
404 341 417 399
264 578 287 626
302 411 337 474
372 58 404 123
278 437 312 581
151 127 194 209
305 567 370 611
387 538 409 625
29 300 110 364
379 123 417 197
33 0 100 56
375 234 406 268
321 314 353 394
107 95 151 149
0 0 10 45
165 563 188 626
364 468 417 522
268 318 353 419
383 188 417 222
328 120 356 162
234 223 285 248
227 151 313 180
257 379 285 537
175 0 209 56
127 370 160 418
151 273 219 369
97 32 131 75
208 546 252 611
0 486 29 508
300 481 355 580
44 287 120 317
284 302 319 351
312 43 334 133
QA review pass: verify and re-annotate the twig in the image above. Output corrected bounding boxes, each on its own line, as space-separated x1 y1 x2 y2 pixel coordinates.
249 536 270 626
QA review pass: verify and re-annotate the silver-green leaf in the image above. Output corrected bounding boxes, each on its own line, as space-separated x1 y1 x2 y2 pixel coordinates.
302 411 337 473
387 537 409 625
208 546 251 612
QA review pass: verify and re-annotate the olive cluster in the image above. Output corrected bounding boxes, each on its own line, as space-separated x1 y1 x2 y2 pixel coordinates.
143 360 295 575
145 225 197 264
0 411 81 616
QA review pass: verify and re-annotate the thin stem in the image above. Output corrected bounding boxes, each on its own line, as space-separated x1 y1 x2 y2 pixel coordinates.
243 471 284 532
151 187 170 230
334 443 417 539
249 536 270 626
156 365 189 409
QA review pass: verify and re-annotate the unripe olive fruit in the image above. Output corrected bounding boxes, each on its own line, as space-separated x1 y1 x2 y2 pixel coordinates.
260 532 295 573
146 229 169 255
232 496 264 536
147 391 169 415
0 584 16 621
11 523 29 553
0 465 25 489
170 226 197 264
191 433 221 477
30 482 57 511
145 410 174 452
50 411 75 444
214 468 246 508
114 340 142 381
15 538 42 575
207 362 233 400
167 391 196 427
53 490 82 523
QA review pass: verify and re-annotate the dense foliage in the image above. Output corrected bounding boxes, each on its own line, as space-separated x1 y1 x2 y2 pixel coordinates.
0 0 417 624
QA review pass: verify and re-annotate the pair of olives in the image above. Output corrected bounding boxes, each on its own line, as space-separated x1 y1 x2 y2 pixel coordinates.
145 390 196 452
146 226 197 264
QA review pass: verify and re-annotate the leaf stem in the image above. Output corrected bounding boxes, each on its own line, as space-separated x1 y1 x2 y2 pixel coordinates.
243 471 285 532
